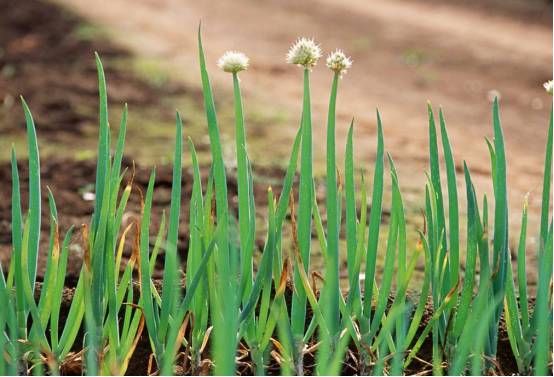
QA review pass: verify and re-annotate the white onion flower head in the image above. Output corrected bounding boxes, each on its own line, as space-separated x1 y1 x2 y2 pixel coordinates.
217 51 249 73
326 49 352 76
286 38 322 68
544 80 553 95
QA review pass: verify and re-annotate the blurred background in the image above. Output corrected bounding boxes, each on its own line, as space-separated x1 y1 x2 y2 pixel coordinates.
0 0 552 284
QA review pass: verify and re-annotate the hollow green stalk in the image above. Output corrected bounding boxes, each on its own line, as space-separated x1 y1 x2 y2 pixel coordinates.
324 72 341 338
232 72 255 301
291 67 313 347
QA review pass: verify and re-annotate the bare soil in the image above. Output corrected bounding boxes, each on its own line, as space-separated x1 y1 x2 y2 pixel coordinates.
0 0 185 137
0 156 285 280
0 158 189 280
34 282 521 376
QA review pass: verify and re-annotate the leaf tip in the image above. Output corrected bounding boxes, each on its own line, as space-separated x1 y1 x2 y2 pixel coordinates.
20 95 29 109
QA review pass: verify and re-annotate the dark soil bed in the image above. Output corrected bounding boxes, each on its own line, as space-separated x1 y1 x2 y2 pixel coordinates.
31 282 522 376
0 157 282 280
0 158 194 279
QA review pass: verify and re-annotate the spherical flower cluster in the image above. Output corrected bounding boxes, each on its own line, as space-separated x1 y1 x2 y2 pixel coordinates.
326 49 352 76
217 51 249 73
544 80 553 95
286 38 322 68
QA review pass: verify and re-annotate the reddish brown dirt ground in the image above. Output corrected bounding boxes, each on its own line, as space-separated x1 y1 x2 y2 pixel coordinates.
51 0 553 232
37 282 521 375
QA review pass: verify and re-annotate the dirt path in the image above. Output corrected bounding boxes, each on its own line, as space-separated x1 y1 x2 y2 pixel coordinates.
51 0 551 233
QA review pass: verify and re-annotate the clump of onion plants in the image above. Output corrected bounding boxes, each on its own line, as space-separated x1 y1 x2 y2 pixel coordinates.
1 25 552 376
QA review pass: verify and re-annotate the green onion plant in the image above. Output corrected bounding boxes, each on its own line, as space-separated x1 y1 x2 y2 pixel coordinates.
2 28 551 376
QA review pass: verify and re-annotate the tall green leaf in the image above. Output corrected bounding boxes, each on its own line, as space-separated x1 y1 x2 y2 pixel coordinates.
438 109 459 288
198 26 236 375
363 110 384 325
158 112 183 344
490 97 508 356
20 98 41 290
